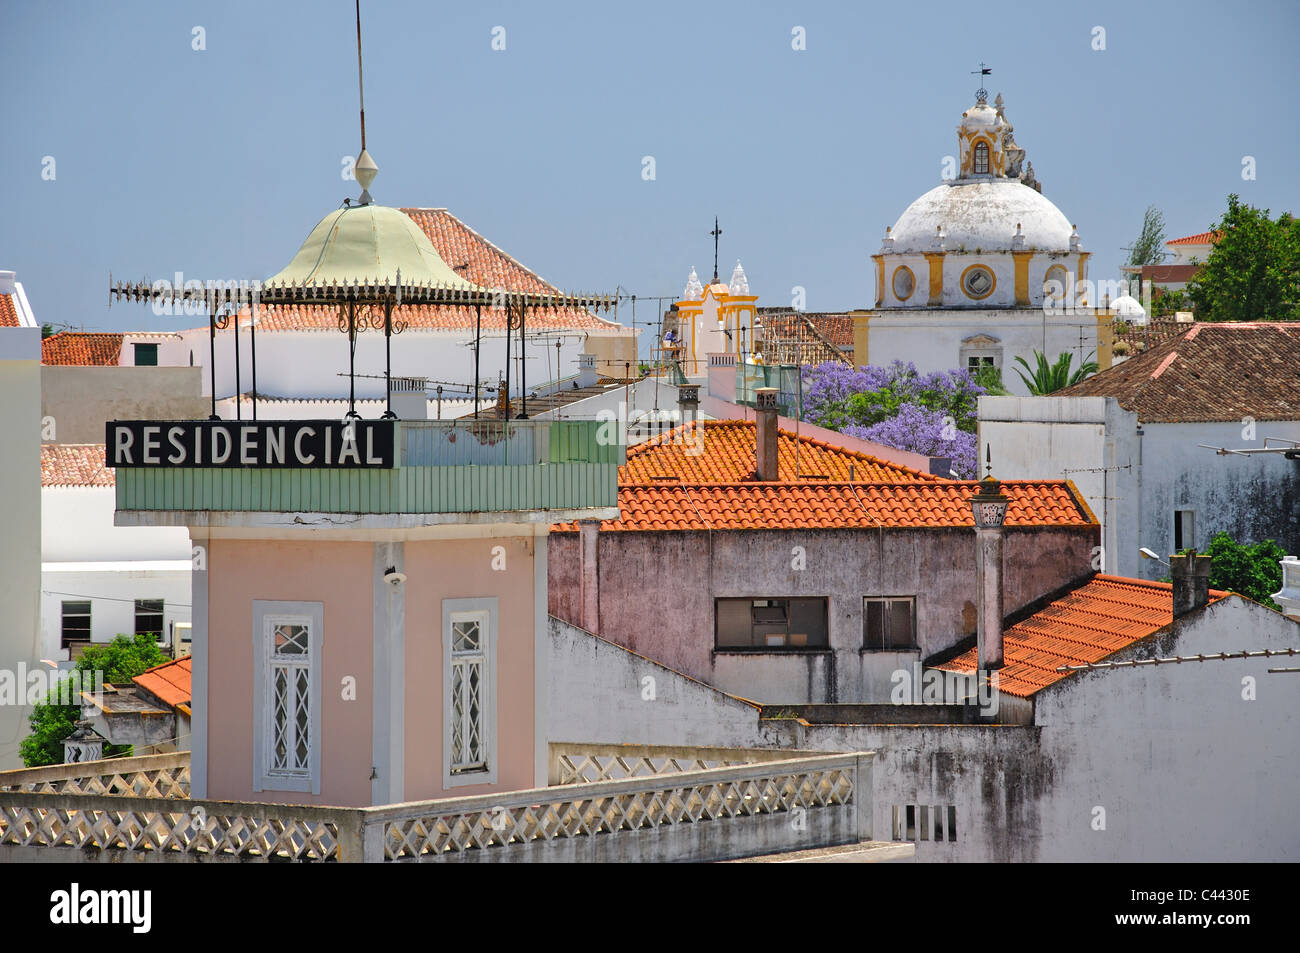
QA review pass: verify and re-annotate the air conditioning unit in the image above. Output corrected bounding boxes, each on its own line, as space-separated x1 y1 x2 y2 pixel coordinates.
172 622 193 658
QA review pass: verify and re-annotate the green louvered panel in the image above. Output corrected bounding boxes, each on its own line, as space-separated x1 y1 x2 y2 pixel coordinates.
547 421 625 465
117 462 617 513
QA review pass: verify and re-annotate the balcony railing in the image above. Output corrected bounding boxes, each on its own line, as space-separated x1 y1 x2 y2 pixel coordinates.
0 745 877 863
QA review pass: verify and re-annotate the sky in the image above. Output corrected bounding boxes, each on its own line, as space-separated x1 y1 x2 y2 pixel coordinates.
4 0 1298 352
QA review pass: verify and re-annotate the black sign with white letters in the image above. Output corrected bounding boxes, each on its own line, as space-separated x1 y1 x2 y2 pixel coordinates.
105 420 396 469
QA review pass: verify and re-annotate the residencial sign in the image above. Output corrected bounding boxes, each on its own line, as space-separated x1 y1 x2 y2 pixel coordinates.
106 420 396 468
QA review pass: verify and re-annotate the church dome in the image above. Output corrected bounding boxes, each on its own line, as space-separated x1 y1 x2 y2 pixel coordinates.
887 180 1074 255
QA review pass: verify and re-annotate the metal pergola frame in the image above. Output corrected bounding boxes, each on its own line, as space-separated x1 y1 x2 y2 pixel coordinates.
109 277 616 421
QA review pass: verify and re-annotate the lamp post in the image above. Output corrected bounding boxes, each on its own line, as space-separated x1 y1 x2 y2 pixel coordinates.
970 460 1009 672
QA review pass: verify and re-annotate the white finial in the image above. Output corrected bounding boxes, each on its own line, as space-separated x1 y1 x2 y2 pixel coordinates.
1069 224 1081 251
729 259 749 295
355 149 378 205
1012 222 1025 250
684 266 703 299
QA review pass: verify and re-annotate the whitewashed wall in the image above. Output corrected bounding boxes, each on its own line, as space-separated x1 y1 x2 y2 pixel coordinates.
0 319 43 768
166 326 620 402
39 565 192 661
867 310 1101 397
41 486 192 660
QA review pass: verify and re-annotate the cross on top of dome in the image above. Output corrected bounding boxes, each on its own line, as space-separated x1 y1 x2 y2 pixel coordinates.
971 62 991 103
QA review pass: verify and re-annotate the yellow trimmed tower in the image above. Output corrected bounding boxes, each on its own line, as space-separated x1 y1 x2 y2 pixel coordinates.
675 260 759 376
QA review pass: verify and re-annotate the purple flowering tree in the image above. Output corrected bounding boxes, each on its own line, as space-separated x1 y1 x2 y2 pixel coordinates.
801 361 984 478
846 404 977 478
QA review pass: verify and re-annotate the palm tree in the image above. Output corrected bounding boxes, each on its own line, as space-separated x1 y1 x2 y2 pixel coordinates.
1012 350 1100 395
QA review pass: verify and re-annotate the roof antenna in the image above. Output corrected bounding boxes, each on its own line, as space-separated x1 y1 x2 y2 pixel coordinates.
354 0 378 205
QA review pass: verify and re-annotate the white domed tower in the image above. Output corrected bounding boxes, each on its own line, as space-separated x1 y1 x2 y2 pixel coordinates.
854 89 1112 394
872 90 1088 312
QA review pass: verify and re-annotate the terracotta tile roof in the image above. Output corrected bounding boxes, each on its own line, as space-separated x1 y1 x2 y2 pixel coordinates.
759 310 856 352
1138 264 1200 282
935 575 1230 698
1059 322 1300 422
0 294 18 327
559 480 1095 532
1111 317 1188 353
245 209 623 333
622 420 938 484
41 444 115 487
1167 231 1222 246
132 656 191 710
41 331 123 365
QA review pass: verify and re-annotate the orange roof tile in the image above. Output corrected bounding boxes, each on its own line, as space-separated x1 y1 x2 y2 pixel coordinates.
132 656 191 710
242 208 623 333
558 480 1095 532
41 331 123 365
41 444 115 487
623 420 938 483
0 294 18 328
1166 231 1222 246
935 574 1230 697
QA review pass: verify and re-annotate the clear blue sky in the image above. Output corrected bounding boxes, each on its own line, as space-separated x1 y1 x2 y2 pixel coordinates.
4 0 1297 342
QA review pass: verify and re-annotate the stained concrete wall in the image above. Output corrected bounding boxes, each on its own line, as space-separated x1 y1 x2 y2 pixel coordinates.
41 366 208 443
981 396 1300 579
549 524 1097 704
547 617 779 748
553 596 1300 861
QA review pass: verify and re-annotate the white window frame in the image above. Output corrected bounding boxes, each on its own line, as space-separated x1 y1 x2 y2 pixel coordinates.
442 598 498 789
252 601 323 795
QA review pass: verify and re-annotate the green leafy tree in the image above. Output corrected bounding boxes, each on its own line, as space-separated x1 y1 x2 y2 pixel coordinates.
1124 205 1168 270
1149 286 1191 319
973 364 1011 396
1012 350 1099 395
1187 195 1300 322
1179 532 1286 610
20 633 170 767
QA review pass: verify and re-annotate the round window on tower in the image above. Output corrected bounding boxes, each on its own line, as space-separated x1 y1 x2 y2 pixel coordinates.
892 266 915 302
961 264 996 301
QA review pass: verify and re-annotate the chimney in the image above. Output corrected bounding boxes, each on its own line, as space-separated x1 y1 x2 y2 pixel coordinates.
970 464 1009 671
754 387 779 481
677 383 699 420
0 270 15 295
390 376 429 420
576 353 598 388
1170 550 1212 617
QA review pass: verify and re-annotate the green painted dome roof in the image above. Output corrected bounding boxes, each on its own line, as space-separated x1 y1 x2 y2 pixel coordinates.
264 203 480 290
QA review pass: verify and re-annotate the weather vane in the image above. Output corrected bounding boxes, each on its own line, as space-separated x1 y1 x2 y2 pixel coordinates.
972 62 991 103
710 217 722 283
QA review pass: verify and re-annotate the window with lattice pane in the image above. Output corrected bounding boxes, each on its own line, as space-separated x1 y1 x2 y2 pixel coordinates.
449 613 488 775
266 617 312 778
